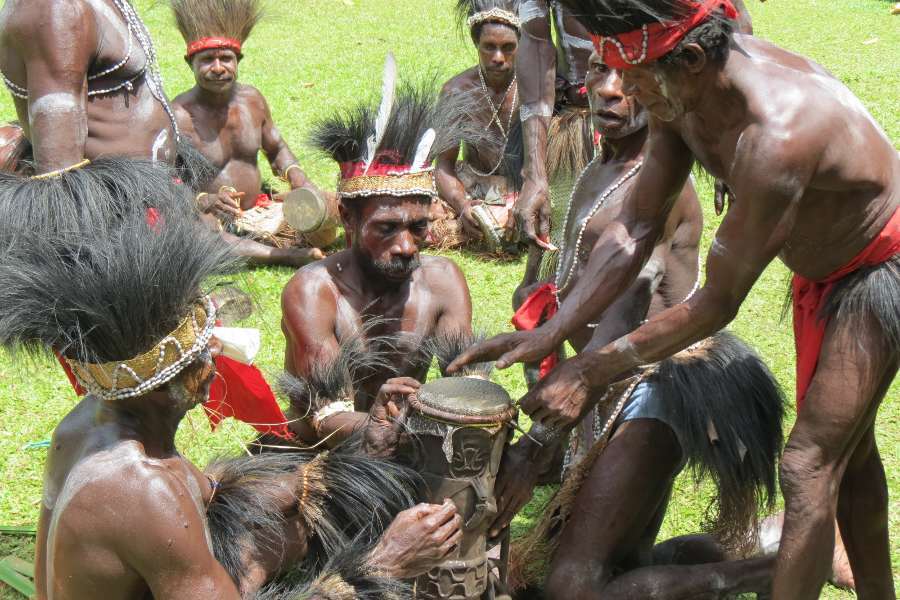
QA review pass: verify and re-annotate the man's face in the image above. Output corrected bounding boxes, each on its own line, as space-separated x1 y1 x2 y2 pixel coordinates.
191 49 239 94
476 24 518 77
342 195 431 284
621 61 686 122
586 52 648 139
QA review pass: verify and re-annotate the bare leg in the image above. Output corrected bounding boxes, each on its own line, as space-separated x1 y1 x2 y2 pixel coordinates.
651 534 727 566
229 234 323 268
772 313 898 600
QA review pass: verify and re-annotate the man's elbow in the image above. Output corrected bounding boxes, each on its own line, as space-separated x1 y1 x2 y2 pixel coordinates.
698 289 740 331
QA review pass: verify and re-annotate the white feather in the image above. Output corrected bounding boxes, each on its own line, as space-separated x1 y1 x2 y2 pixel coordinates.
412 128 436 170
363 52 398 173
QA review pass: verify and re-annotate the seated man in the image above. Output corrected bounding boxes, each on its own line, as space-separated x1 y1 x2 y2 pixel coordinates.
434 0 523 252
171 0 325 268
451 56 788 598
281 66 475 447
0 169 462 599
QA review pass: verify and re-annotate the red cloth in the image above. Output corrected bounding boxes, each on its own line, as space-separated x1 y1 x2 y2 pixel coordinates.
339 151 424 179
590 0 738 70
254 193 273 208
792 208 900 409
204 355 294 439
56 353 293 440
187 37 242 58
511 283 559 378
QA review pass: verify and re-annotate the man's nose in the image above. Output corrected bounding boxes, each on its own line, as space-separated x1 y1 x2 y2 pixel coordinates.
210 60 226 74
392 231 418 257
491 50 505 65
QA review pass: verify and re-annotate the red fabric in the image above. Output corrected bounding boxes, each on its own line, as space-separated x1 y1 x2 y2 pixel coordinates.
186 37 242 58
146 207 162 231
511 283 559 378
204 356 294 439
254 193 273 208
56 353 86 395
339 151 419 179
590 0 738 70
792 208 900 409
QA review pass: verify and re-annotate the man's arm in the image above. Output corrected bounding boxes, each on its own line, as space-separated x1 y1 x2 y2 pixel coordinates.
430 257 474 342
8 0 95 172
514 0 556 246
258 93 311 189
121 472 242 599
435 144 484 237
523 132 811 428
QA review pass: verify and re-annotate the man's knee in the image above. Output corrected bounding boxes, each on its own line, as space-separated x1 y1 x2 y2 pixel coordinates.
545 559 608 598
779 438 838 515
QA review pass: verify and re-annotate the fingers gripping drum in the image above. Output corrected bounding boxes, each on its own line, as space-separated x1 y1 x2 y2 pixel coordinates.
405 377 516 599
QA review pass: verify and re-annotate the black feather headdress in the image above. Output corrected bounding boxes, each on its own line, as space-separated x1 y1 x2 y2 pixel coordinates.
554 0 698 34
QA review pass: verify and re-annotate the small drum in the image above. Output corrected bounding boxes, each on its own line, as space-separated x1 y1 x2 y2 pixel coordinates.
0 122 31 174
406 377 516 600
282 185 340 248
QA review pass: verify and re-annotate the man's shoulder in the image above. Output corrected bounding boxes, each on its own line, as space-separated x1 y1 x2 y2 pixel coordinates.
236 83 268 107
441 68 479 94
3 0 93 39
418 254 466 288
283 255 341 302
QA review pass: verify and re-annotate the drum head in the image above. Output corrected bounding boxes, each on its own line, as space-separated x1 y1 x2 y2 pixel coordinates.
414 377 514 424
283 186 326 233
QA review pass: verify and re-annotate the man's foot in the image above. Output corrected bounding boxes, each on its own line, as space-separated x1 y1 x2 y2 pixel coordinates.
830 526 855 590
273 246 324 268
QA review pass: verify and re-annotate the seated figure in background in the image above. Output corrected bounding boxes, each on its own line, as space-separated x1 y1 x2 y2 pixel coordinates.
171 0 327 268
280 61 478 449
0 163 461 600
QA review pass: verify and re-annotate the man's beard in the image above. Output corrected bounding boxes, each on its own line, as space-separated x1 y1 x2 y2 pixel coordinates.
370 255 421 280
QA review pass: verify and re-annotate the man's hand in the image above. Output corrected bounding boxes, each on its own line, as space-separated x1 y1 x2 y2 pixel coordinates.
458 200 484 239
512 178 555 250
520 356 593 430
362 377 419 458
448 329 560 373
199 188 243 220
489 442 540 538
370 500 463 579
714 180 736 216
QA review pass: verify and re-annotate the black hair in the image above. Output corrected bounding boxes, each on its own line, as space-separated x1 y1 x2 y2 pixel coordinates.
658 12 734 67
454 0 521 43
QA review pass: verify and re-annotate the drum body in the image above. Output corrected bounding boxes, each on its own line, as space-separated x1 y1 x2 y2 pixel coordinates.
407 377 515 599
282 185 340 247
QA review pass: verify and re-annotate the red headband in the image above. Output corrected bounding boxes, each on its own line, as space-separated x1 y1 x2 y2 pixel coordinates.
339 150 423 179
186 37 243 58
590 0 738 70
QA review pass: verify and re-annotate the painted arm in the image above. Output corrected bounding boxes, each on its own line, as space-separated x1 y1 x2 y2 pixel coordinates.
259 93 311 189
522 133 809 429
448 124 694 372
513 0 557 246
10 0 95 173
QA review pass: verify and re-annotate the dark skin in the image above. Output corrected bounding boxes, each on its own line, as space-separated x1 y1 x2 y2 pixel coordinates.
35 345 463 599
435 22 520 239
0 0 177 172
454 31 900 600
491 61 773 600
281 195 473 446
174 48 323 268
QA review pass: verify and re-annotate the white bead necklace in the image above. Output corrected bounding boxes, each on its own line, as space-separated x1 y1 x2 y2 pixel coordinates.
554 158 644 296
470 68 518 178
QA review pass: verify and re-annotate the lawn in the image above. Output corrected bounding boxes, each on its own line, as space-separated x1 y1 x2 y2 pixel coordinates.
0 0 897 598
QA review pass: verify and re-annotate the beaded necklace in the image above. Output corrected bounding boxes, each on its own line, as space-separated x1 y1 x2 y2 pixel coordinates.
470 68 518 178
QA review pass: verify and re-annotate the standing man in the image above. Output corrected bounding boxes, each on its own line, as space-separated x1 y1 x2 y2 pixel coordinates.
458 1 899 597
0 0 178 172
171 0 324 267
281 65 476 446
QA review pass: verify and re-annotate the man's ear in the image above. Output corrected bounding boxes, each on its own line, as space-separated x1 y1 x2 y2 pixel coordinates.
681 43 708 74
338 202 353 230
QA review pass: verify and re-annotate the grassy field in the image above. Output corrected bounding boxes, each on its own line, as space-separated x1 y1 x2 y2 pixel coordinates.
0 0 897 597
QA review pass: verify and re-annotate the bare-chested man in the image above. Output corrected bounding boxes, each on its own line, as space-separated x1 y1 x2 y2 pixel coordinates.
434 1 522 250
281 71 474 446
0 0 177 173
457 52 786 599
171 0 323 268
455 2 899 597
0 169 462 600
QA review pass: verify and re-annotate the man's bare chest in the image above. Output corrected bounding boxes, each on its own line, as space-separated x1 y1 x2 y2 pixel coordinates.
190 107 263 165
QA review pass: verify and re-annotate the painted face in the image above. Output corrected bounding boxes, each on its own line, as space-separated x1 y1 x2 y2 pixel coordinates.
476 23 518 78
586 52 648 139
191 48 239 93
621 62 684 122
343 195 431 283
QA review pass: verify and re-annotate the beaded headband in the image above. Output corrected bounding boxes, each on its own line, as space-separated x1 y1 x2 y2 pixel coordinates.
64 296 217 401
467 8 521 31
337 169 436 200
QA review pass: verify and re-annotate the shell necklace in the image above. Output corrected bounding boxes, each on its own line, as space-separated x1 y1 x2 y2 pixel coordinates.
470 68 518 177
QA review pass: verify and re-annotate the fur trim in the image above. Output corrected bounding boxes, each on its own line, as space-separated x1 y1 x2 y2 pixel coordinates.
546 107 593 182
420 329 494 379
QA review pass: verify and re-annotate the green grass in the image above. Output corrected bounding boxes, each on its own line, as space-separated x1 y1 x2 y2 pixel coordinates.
0 0 897 597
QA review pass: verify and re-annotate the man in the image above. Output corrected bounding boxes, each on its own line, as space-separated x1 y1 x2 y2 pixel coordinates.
455 2 900 597
171 0 324 268
281 65 475 446
433 0 522 251
511 0 752 246
464 54 785 599
0 0 178 173
0 167 463 599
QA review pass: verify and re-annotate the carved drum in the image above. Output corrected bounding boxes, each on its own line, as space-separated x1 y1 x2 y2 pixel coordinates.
407 377 516 600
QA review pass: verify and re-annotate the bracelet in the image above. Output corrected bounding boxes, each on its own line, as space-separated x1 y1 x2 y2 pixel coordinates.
218 185 237 195
31 159 91 180
281 164 302 181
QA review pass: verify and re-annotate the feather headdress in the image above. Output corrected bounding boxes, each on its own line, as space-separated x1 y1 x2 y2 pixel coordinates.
171 0 264 58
